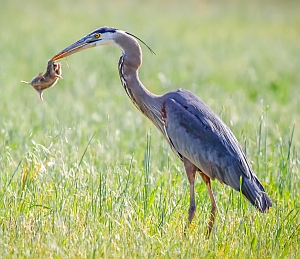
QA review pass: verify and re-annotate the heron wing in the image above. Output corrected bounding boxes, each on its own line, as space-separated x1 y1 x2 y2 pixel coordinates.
162 90 255 191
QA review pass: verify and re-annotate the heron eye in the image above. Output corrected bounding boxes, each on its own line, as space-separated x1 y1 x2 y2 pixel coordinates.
94 33 101 38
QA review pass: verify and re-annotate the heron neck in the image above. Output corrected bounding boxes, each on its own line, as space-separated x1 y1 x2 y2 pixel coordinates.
115 31 164 132
118 55 162 125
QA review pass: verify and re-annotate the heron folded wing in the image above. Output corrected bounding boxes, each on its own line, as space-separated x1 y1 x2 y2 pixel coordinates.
162 97 251 190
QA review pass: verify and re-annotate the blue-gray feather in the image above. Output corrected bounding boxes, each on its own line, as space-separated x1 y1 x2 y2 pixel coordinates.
162 89 271 212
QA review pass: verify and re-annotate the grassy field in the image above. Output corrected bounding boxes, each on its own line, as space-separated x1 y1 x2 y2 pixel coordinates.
0 0 299 258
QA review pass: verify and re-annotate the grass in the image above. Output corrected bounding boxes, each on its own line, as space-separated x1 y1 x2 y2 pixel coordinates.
0 0 299 258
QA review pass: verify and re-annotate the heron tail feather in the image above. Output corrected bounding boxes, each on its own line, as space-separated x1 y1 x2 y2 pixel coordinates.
242 176 272 212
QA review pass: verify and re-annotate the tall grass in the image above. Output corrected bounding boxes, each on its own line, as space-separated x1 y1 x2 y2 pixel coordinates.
0 0 299 258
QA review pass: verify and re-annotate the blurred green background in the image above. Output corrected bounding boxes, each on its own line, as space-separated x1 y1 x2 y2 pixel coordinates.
1 0 299 154
0 0 299 258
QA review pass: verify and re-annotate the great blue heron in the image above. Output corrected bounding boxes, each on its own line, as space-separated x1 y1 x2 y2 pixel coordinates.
52 26 272 235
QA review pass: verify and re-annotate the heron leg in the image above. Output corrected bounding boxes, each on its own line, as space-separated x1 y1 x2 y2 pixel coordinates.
200 173 217 236
183 158 197 224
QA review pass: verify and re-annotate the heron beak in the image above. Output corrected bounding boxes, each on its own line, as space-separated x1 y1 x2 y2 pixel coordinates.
52 37 95 61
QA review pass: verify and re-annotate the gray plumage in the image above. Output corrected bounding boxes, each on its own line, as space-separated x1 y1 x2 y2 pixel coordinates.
52 26 272 235
162 91 271 212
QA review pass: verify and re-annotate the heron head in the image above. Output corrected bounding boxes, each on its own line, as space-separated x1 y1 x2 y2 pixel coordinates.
52 26 155 61
52 26 118 61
